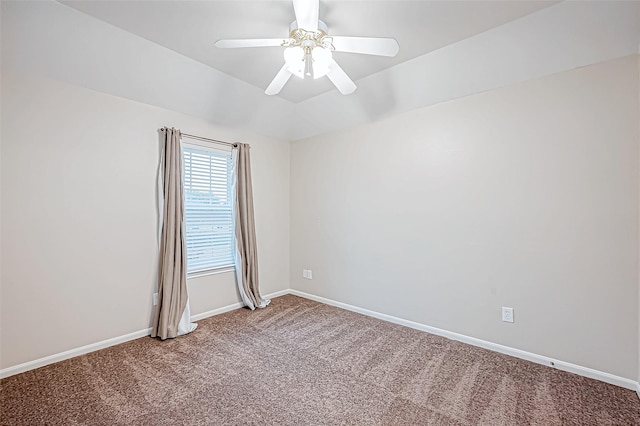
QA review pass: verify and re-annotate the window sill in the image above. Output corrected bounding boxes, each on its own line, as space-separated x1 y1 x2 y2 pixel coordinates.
187 265 235 280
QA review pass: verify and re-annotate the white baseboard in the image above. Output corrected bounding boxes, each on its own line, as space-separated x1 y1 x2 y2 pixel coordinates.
264 289 290 300
191 302 244 321
0 289 287 379
0 328 152 379
289 289 639 392
190 290 288 321
3 288 638 395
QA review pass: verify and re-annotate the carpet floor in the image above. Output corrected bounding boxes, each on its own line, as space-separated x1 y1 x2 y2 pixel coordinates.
1 294 639 425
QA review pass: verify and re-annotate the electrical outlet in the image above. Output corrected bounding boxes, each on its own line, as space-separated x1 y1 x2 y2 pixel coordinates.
502 307 514 323
302 269 313 279
153 293 158 306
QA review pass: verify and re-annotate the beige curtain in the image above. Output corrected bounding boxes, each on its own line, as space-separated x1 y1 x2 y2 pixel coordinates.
233 144 270 310
152 127 197 339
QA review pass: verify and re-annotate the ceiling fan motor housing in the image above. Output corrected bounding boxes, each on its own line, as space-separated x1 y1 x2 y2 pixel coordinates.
290 19 328 34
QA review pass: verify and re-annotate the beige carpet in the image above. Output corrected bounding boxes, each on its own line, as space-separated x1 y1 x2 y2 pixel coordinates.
1 295 639 425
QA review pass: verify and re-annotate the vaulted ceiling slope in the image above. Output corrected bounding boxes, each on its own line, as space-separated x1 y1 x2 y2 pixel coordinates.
3 1 640 141
59 0 555 103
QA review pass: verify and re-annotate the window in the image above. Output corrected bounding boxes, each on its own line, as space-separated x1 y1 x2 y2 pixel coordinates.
182 144 234 274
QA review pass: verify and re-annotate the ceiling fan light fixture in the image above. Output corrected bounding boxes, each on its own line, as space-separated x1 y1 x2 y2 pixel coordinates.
311 47 332 79
216 0 399 96
284 46 305 78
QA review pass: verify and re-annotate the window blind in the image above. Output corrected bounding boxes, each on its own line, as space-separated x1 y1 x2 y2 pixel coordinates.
182 145 234 273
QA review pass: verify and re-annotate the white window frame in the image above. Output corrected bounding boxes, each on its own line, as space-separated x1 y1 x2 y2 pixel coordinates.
182 141 235 277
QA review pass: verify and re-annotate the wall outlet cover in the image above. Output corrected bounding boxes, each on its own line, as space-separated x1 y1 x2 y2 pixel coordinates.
502 307 514 323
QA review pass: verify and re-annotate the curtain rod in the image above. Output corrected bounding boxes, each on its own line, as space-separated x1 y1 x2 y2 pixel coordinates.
181 132 238 148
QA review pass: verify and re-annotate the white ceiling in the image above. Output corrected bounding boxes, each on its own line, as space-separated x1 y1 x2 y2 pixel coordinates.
61 0 555 103
4 1 640 141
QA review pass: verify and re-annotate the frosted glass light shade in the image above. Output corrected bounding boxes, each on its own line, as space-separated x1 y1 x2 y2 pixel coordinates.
312 47 332 79
284 46 305 79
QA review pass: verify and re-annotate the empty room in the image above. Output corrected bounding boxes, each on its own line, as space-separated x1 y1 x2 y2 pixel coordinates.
1 0 640 424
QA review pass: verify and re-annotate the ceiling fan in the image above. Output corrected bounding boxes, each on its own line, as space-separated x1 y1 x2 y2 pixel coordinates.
214 0 399 96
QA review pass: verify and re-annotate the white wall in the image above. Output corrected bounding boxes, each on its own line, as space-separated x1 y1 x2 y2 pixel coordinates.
291 55 639 380
289 1 640 140
0 0 294 141
0 0 289 371
0 68 290 370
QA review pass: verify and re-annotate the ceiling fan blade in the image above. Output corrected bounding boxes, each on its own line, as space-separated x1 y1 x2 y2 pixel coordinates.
215 39 285 48
292 0 319 32
331 36 399 57
326 59 356 95
265 64 293 95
